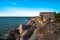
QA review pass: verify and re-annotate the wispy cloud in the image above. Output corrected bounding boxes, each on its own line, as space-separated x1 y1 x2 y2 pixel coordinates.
0 7 39 17
0 7 57 17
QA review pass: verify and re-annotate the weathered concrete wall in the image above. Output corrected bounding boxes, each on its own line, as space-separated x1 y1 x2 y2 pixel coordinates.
39 12 56 20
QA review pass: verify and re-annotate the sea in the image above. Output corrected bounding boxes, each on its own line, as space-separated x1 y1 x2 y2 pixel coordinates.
0 17 30 38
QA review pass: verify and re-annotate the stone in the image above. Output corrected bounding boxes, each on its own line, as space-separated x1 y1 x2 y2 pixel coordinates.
19 12 60 40
4 12 60 40
3 28 20 40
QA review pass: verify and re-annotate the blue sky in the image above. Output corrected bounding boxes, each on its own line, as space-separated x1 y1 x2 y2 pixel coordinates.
0 0 60 16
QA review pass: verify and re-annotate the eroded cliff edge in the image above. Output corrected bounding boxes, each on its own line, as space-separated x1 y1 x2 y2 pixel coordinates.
1 12 60 40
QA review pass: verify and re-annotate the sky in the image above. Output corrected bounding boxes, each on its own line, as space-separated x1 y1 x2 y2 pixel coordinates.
0 0 60 17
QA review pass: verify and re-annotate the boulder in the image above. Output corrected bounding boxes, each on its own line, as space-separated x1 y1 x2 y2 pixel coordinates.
3 28 20 40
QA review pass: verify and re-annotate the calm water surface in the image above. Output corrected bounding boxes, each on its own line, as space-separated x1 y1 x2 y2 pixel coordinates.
0 17 29 37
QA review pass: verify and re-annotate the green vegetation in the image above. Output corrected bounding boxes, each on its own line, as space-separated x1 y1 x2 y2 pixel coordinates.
54 12 60 23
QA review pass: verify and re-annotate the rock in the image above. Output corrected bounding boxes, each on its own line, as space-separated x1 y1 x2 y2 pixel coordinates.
28 22 60 40
19 12 60 40
3 28 20 40
18 24 32 36
18 24 23 35
4 12 60 40
20 25 37 40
